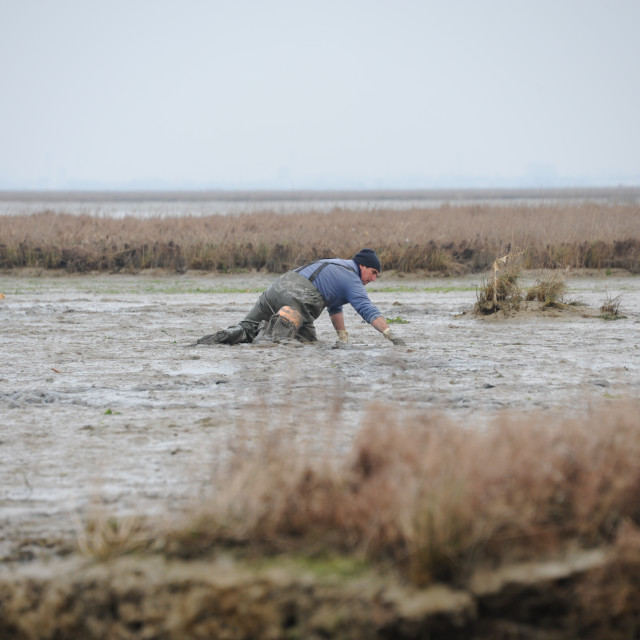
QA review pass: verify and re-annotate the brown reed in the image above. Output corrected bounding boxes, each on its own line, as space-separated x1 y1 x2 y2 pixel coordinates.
474 253 523 314
526 270 570 307
161 401 640 588
1 202 639 273
600 293 625 320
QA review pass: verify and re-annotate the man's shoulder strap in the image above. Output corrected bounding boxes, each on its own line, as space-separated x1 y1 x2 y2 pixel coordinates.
295 260 357 284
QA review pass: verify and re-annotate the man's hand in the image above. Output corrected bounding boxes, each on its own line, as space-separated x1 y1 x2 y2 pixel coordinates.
332 329 349 349
383 328 406 346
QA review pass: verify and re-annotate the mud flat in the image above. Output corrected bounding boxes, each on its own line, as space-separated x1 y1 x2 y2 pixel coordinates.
1 270 639 637
1 269 639 555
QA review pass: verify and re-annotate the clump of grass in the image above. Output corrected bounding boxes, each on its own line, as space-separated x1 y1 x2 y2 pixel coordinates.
525 270 569 308
386 316 409 324
600 294 626 320
163 401 640 588
474 252 523 315
75 512 150 561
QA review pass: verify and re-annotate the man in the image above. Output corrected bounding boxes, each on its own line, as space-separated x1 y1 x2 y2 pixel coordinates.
197 248 406 346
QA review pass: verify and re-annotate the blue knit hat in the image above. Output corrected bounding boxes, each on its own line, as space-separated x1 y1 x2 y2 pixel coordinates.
352 248 381 272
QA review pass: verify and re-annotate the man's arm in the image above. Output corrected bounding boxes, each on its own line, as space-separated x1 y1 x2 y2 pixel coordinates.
332 313 405 346
330 312 346 331
371 316 388 333
330 311 348 343
332 311 388 334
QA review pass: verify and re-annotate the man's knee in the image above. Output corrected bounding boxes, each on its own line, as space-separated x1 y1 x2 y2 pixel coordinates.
254 306 305 343
277 306 303 329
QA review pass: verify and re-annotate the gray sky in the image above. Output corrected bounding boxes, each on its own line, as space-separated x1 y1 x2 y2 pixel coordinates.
1 0 639 190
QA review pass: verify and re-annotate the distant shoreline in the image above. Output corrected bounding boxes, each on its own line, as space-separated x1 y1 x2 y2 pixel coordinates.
1 186 639 203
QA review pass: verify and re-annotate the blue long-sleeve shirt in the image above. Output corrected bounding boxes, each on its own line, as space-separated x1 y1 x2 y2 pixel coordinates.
296 259 383 324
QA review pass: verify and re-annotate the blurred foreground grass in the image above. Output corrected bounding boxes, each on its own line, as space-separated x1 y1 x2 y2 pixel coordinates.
76 401 640 590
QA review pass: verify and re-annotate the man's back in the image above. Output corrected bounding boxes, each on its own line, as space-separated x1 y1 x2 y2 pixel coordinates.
296 259 381 323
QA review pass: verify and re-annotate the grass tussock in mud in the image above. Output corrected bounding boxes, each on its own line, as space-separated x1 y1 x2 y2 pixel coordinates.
474 254 582 315
600 293 627 320
474 253 524 314
525 270 570 307
1 202 640 274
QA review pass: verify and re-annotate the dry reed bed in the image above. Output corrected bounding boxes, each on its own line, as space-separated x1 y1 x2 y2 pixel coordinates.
1 202 639 273
154 402 640 591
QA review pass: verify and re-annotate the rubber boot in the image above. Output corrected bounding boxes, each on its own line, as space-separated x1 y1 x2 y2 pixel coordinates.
197 325 246 345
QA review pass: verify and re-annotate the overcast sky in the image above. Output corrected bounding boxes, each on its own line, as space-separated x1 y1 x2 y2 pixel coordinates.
1 0 639 191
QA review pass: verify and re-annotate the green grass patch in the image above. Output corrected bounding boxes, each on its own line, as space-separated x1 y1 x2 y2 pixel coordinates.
372 285 421 293
386 316 410 324
373 285 476 293
137 284 265 294
256 553 371 580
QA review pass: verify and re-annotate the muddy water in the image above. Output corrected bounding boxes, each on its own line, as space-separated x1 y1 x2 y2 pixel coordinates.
1 270 639 560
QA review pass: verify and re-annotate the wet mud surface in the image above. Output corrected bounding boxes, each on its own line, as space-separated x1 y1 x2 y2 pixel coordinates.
1 270 639 561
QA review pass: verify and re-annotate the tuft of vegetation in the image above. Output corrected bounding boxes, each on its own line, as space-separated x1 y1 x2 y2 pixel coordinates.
75 511 149 561
525 270 570 308
474 253 523 315
600 294 626 320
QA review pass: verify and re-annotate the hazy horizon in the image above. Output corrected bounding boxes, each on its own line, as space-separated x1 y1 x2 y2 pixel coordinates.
2 185 640 198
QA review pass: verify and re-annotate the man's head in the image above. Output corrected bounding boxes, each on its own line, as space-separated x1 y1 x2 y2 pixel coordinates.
353 248 380 285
